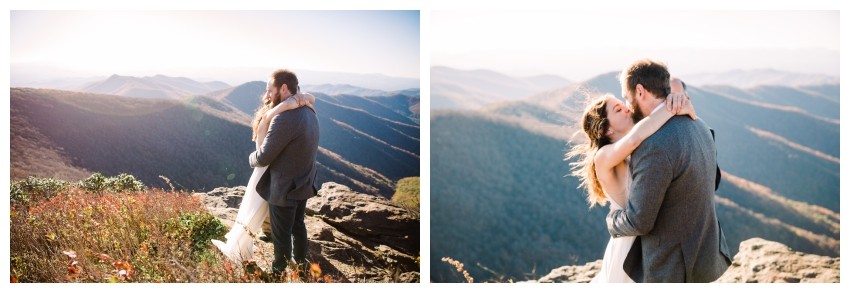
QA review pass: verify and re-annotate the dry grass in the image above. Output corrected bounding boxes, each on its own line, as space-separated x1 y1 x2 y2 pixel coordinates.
441 257 473 283
10 182 334 283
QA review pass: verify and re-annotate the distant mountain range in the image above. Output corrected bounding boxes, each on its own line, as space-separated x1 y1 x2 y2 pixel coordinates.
430 67 839 282
11 76 420 198
295 70 419 92
302 84 391 97
301 83 420 98
681 69 839 88
431 66 572 110
78 74 231 99
206 81 420 125
10 63 419 92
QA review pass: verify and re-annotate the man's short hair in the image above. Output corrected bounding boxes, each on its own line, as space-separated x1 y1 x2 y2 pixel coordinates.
271 69 299 95
619 59 670 99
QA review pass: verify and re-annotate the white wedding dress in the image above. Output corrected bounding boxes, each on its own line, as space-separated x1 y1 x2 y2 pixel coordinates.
591 168 636 283
212 166 269 264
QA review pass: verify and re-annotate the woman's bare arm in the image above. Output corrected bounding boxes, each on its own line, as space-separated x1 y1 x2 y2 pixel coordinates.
594 93 694 171
264 92 316 121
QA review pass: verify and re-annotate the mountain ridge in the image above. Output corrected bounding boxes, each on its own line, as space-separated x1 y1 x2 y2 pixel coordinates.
11 85 419 198
431 66 571 110
681 68 838 88
79 74 231 99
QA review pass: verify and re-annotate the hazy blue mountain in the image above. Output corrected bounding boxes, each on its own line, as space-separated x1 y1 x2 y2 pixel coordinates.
208 81 266 117
302 84 390 97
523 74 572 90
10 62 418 93
294 84 420 124
364 93 421 123
431 66 571 110
681 69 838 88
78 74 230 99
687 86 838 211
392 88 421 97
210 81 420 124
318 93 419 126
312 98 419 183
799 84 839 103
431 81 492 110
301 84 421 101
10 76 106 90
181 95 252 125
296 69 419 92
704 84 840 120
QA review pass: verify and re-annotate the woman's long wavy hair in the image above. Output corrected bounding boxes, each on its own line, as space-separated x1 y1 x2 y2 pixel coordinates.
251 70 299 142
252 93 279 142
566 94 614 207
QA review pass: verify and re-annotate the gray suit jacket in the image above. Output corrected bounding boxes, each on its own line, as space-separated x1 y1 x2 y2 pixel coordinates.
249 106 320 206
606 116 732 282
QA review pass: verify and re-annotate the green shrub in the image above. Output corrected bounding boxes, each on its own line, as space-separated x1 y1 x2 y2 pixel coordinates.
10 176 72 206
80 173 108 193
11 173 147 208
163 212 227 259
110 173 146 193
80 173 146 194
392 177 420 216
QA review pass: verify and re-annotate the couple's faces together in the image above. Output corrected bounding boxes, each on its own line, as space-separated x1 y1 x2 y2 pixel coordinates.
607 78 685 141
604 85 641 140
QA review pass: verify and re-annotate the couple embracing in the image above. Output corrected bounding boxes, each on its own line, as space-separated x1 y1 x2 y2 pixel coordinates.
570 59 732 283
212 69 320 280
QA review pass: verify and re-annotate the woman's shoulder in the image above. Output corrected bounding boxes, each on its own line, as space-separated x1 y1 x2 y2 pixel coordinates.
594 143 613 158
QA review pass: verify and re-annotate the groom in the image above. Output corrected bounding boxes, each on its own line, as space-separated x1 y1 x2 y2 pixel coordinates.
249 69 320 277
607 59 731 282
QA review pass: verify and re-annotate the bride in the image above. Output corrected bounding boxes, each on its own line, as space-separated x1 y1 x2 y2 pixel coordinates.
568 79 694 282
212 80 315 264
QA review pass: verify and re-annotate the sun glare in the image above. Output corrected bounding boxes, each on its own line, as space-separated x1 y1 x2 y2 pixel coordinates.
11 11 420 79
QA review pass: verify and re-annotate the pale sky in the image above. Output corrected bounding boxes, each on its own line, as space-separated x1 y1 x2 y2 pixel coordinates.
11 10 420 81
432 10 839 80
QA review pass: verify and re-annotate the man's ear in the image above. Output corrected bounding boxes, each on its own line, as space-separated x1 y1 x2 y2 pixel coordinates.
635 84 646 101
279 84 289 96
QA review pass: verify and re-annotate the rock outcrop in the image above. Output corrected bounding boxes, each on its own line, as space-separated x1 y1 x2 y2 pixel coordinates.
534 260 601 283
199 182 420 282
715 238 839 283
531 238 839 283
201 186 247 229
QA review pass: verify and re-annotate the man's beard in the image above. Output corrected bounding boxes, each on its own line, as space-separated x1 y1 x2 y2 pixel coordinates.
271 92 282 106
628 97 646 123
631 105 645 123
